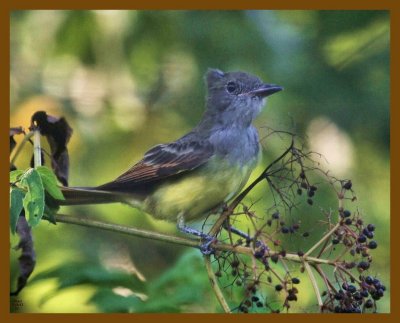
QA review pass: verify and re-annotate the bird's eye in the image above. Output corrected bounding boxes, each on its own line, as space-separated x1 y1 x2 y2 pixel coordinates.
226 81 237 94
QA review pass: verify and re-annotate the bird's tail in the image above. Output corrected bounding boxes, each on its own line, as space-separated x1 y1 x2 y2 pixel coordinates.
58 186 127 205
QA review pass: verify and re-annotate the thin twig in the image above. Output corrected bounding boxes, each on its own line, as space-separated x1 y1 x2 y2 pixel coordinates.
10 131 34 166
204 255 231 313
304 223 340 257
52 214 200 248
33 128 42 167
303 261 323 310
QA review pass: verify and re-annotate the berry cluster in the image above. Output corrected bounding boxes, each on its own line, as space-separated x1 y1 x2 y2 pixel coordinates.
210 141 386 313
266 211 302 237
325 275 385 313
296 171 318 206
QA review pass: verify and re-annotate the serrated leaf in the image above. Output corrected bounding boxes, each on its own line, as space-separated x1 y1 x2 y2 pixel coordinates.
36 166 65 200
10 170 24 183
21 169 45 227
10 188 25 234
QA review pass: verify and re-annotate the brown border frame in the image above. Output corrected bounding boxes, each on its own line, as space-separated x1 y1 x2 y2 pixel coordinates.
2 1 398 322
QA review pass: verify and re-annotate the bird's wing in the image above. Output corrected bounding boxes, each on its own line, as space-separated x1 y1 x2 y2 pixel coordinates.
97 139 214 191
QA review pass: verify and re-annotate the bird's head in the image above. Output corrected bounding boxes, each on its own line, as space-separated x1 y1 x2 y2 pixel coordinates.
204 68 283 127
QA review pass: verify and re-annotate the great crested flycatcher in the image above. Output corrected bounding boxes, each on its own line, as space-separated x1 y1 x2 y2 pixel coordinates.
59 69 282 245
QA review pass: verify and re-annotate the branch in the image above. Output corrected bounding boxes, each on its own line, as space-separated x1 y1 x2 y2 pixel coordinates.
51 214 200 248
304 223 341 257
204 255 231 313
33 127 42 167
304 261 323 310
50 213 335 267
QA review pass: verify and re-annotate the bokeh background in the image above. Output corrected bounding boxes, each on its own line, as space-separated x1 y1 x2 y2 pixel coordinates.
10 10 390 313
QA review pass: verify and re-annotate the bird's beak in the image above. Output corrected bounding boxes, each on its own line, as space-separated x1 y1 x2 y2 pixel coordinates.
250 84 283 98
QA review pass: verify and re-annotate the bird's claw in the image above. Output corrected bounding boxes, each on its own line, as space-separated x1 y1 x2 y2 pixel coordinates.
199 234 217 255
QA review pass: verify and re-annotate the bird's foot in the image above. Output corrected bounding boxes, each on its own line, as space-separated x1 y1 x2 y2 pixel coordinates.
199 234 217 255
177 216 217 255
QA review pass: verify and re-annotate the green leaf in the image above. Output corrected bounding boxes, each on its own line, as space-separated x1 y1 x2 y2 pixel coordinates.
21 168 45 227
10 188 25 234
10 169 24 183
36 166 65 200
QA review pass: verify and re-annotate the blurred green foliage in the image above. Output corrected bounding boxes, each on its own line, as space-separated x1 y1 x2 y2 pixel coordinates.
10 10 390 313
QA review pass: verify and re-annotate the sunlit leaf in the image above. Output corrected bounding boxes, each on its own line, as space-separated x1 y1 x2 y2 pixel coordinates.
21 168 45 227
36 166 65 200
10 169 24 184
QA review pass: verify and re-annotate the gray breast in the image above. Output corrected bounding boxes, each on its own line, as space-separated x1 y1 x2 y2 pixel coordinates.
210 125 260 166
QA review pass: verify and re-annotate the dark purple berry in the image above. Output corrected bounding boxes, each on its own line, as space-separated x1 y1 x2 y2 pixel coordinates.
308 190 315 197
367 224 375 232
343 210 351 217
354 292 363 301
281 226 289 234
358 261 370 271
297 188 302 195
310 185 317 192
345 284 357 293
365 276 374 285
271 254 279 263
307 198 313 205
302 232 310 238
365 299 374 309
368 241 378 249
358 235 367 243
334 293 343 300
275 284 283 291
343 180 352 190
363 228 374 239
292 278 300 284
345 218 352 225
371 293 381 301
240 305 249 313
373 278 380 286
272 212 280 219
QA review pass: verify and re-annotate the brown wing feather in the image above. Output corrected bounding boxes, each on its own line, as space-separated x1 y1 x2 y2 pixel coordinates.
96 141 214 191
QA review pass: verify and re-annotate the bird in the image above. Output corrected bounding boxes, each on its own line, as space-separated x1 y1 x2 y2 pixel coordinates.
58 68 282 251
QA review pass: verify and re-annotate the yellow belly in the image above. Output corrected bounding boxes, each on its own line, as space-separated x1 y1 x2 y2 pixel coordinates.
142 161 254 222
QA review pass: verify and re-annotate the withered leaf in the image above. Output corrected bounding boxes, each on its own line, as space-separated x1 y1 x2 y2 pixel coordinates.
10 212 36 296
31 111 73 186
